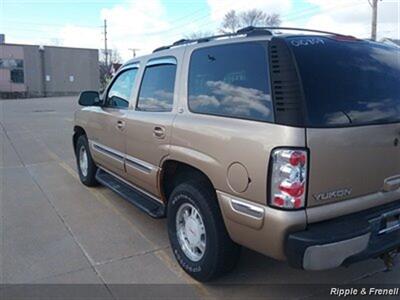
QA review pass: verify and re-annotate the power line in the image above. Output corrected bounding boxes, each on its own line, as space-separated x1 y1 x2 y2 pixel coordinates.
166 0 364 40
2 3 332 44
3 19 102 29
2 0 377 52
282 1 365 23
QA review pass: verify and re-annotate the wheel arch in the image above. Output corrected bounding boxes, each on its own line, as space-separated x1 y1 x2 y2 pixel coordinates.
159 159 217 203
73 126 87 154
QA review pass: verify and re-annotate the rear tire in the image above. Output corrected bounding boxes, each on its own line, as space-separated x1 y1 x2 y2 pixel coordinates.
75 135 98 186
167 180 241 282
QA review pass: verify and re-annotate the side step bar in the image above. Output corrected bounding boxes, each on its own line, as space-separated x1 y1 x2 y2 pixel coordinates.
95 169 166 218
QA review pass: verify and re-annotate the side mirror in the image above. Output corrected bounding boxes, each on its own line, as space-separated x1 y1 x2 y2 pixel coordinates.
78 91 101 106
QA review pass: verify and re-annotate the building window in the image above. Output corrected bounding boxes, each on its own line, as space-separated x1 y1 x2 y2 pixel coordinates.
0 59 23 69
0 58 25 84
11 69 24 83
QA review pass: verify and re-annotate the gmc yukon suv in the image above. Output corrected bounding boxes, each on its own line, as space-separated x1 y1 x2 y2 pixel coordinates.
73 27 400 281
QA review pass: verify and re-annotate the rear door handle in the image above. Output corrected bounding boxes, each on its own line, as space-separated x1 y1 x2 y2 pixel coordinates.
383 175 400 192
153 126 166 139
116 120 126 130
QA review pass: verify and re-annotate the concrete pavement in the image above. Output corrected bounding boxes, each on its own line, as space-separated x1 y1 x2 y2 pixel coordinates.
0 97 398 298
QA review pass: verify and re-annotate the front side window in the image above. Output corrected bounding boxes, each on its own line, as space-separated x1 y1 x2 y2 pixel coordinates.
188 42 273 122
106 68 138 108
137 64 176 112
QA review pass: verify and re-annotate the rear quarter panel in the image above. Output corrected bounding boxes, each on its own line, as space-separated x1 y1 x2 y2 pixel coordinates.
170 114 306 204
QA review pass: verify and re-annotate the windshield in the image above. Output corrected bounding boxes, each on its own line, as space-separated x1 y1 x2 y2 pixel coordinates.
288 36 400 127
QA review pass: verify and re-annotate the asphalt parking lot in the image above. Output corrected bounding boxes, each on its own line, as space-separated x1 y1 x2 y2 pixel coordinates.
1 96 399 298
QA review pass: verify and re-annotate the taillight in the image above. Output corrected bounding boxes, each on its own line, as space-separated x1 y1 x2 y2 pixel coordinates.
269 149 308 209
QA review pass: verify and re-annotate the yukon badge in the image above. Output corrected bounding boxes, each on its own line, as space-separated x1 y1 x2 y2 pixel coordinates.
313 188 352 201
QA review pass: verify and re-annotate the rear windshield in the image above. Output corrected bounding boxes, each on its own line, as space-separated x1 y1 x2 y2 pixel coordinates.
288 37 400 127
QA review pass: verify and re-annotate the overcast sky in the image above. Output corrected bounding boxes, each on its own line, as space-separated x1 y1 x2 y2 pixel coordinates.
1 0 399 60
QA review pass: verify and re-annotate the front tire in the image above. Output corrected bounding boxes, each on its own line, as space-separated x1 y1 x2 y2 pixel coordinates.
167 180 240 282
75 135 98 186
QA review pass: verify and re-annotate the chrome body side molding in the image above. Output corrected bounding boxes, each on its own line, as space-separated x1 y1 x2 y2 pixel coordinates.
90 140 157 174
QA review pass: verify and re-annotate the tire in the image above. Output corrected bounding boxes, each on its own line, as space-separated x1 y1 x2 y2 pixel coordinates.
75 135 98 186
167 180 241 282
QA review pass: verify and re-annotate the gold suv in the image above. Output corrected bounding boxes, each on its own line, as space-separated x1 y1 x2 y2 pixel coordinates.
74 27 400 281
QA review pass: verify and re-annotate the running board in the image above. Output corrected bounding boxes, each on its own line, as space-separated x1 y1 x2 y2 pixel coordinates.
95 169 166 218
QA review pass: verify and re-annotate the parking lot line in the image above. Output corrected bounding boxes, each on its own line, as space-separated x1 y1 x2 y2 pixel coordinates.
57 160 211 296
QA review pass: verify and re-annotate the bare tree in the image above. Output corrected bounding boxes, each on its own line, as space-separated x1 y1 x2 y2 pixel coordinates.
240 9 266 27
220 10 241 33
99 63 109 91
99 48 122 91
265 13 281 27
219 9 281 33
240 9 281 27
109 49 122 64
184 31 214 40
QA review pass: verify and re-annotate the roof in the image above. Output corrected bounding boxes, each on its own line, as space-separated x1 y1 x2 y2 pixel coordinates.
151 26 352 53
0 42 98 52
124 26 363 67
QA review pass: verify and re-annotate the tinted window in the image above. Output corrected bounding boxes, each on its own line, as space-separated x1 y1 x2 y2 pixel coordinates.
137 64 176 112
289 37 400 127
106 68 138 108
11 69 24 83
188 42 273 122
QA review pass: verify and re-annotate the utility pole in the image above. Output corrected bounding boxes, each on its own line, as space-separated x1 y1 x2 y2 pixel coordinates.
128 48 140 58
369 0 378 41
103 19 108 68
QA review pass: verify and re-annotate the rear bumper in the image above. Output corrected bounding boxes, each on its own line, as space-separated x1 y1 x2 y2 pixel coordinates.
286 200 400 270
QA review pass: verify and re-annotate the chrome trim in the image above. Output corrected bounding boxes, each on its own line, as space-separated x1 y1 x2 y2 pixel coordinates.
91 141 124 162
303 233 370 271
379 223 400 235
230 198 264 219
98 166 163 204
377 208 400 235
125 154 156 174
90 140 158 174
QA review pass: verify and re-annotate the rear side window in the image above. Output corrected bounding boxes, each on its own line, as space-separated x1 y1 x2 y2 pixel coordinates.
188 42 273 122
137 64 176 112
289 37 400 127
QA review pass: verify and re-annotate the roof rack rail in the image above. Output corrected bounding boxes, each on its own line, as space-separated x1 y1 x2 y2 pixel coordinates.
242 26 352 37
152 26 351 53
152 27 272 53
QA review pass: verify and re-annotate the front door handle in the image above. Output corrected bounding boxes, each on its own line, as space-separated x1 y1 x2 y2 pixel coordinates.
153 126 166 139
116 120 126 130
